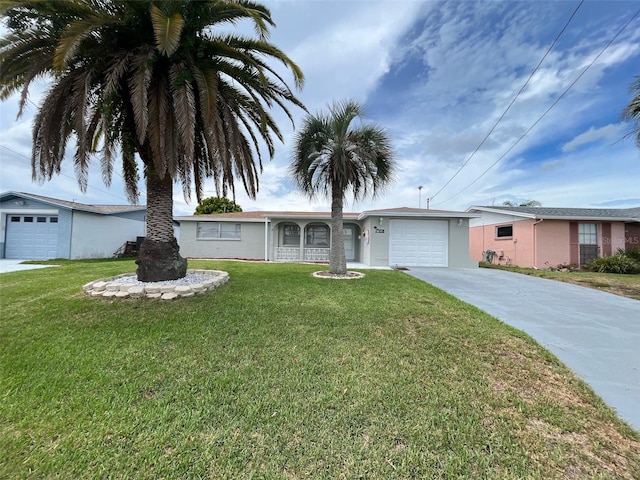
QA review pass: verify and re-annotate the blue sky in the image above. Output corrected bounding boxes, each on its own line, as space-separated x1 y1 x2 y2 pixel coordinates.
1 0 639 215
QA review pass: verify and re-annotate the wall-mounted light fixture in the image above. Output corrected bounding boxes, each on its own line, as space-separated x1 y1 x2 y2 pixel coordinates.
379 217 384 225
457 218 463 227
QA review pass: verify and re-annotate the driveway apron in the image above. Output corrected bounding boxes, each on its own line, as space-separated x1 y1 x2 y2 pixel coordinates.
406 267 640 431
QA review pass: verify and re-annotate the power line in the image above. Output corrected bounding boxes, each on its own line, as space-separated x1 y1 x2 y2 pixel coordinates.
432 6 640 207
0 143 138 203
429 0 584 203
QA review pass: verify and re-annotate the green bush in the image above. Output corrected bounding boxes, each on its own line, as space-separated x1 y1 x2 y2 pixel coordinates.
585 252 640 274
619 247 640 262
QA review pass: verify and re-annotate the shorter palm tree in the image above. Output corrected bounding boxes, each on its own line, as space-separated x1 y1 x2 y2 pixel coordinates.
622 76 640 148
291 100 395 275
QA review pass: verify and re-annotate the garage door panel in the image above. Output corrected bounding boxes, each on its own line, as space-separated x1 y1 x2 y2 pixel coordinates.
5 215 58 259
389 219 448 267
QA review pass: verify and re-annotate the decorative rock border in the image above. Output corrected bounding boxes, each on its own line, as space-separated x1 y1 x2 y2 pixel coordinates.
83 269 229 300
312 271 365 279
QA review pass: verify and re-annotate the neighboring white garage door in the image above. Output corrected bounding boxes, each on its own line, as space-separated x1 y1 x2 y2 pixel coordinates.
389 219 448 267
5 214 59 260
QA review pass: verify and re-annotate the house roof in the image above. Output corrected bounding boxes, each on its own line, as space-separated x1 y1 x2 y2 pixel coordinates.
0 191 146 214
175 207 476 222
467 205 640 222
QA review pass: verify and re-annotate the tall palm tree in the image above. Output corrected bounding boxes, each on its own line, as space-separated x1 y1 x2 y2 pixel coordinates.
622 76 640 148
0 0 304 281
291 100 395 275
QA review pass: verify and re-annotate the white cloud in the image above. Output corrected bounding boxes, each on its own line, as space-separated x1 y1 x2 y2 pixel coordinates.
562 123 626 152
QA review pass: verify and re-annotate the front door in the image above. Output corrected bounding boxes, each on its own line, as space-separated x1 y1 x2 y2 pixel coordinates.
344 225 355 261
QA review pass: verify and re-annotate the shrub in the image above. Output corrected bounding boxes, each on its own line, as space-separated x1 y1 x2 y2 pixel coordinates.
585 252 640 274
619 247 640 262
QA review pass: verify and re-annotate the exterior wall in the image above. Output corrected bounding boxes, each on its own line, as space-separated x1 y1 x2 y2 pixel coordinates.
447 218 477 268
626 223 640 250
56 209 73 258
470 213 636 268
178 220 266 259
367 217 390 267
469 217 534 266
607 223 627 254
69 210 146 259
534 221 569 268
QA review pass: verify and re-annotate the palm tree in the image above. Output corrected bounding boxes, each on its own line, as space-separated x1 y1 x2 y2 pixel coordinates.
622 76 640 148
0 0 304 281
291 100 395 275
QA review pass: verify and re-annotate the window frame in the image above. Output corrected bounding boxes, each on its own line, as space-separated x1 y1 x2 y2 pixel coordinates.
281 223 301 247
196 221 241 240
495 224 513 239
305 223 330 248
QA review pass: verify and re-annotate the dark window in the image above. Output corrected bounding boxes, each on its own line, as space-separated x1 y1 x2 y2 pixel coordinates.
282 224 300 246
24 216 33 223
305 224 329 247
37 217 46 223
50 217 58 223
10 216 20 222
196 222 241 239
496 225 513 238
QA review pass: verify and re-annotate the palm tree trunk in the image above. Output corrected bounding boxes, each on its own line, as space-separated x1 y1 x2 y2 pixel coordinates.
329 186 347 275
135 168 187 281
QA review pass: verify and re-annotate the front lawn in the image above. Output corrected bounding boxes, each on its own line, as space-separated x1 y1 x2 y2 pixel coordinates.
481 263 640 300
1 260 638 478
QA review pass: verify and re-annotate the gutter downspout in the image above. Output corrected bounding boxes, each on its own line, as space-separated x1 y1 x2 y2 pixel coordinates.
264 217 270 261
532 219 543 268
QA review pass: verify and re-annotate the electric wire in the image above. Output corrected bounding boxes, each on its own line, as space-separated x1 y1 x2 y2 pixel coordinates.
0 144 139 203
432 6 640 207
428 0 585 203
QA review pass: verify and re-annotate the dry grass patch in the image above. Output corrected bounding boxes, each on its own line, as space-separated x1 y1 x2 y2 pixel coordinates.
482 336 640 479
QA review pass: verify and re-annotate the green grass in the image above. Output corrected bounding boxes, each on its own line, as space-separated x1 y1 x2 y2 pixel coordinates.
1 259 639 479
481 262 640 300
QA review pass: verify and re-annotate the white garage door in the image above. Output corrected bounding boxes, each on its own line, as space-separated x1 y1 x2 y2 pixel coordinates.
389 219 448 267
5 214 59 259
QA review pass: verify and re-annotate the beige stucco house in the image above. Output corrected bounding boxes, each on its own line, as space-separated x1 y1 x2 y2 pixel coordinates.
467 206 640 268
176 207 478 268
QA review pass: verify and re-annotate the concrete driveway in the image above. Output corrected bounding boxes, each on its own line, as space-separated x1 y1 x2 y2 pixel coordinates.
0 259 57 273
406 267 640 431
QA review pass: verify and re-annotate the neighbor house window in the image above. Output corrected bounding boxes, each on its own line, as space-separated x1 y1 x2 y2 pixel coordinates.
10 216 20 222
24 216 33 223
282 224 300 246
37 217 46 223
50 217 58 223
496 225 513 238
305 224 329 247
578 223 597 245
196 222 241 239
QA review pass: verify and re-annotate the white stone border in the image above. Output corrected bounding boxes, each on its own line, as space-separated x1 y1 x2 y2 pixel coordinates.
83 269 229 300
312 271 365 279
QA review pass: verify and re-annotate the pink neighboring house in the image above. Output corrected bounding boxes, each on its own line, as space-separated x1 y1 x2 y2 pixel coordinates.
466 206 640 268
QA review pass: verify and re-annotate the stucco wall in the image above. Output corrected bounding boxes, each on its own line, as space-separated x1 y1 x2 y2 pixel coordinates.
70 210 146 259
534 220 569 268
448 218 477 268
367 217 390 267
608 223 627 253
179 220 266 259
469 218 534 266
470 215 635 268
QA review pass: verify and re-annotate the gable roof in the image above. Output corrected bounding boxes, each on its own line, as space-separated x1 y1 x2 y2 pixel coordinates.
467 206 640 222
0 191 145 214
